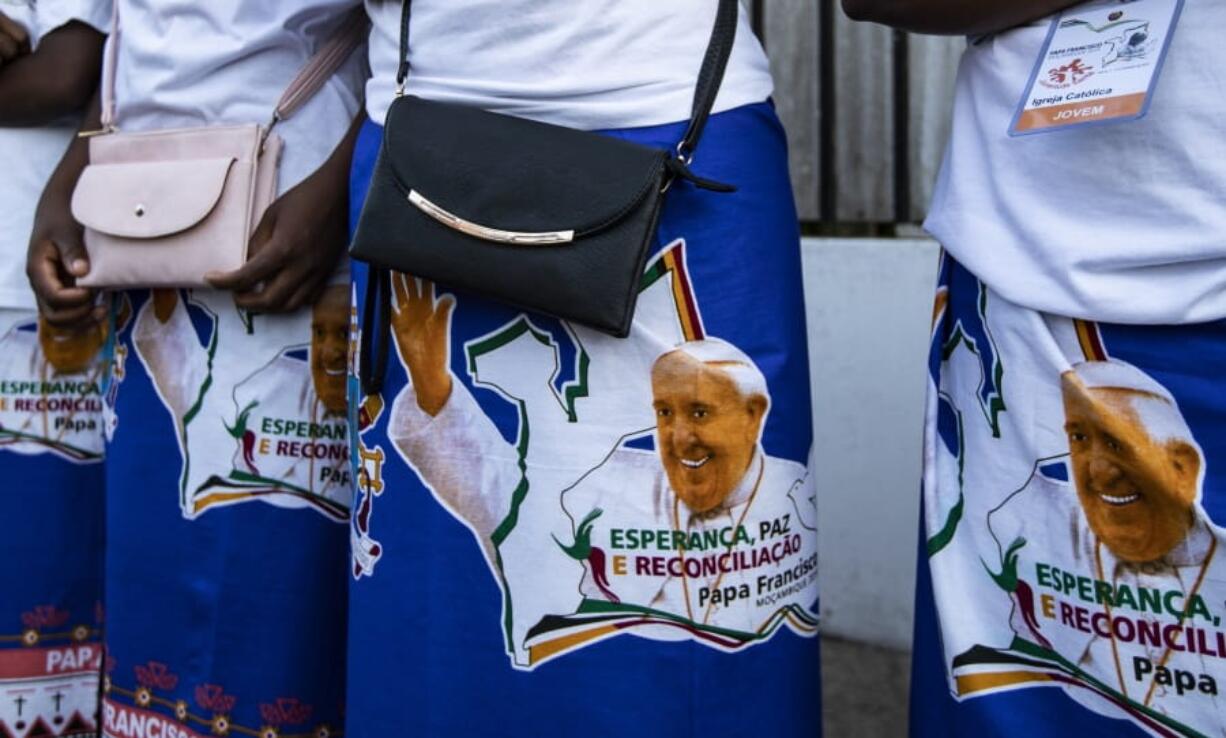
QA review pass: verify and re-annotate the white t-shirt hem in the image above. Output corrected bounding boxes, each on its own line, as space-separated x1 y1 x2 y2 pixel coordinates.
0 288 38 312
363 0 775 132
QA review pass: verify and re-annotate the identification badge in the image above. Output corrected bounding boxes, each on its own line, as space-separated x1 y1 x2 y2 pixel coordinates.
1009 0 1183 136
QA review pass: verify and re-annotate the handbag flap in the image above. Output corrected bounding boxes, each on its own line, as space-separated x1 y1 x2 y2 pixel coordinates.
71 157 237 239
383 96 669 237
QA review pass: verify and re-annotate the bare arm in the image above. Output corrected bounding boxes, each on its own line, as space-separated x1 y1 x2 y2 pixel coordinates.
0 20 104 126
841 0 1085 36
27 94 100 328
204 112 364 313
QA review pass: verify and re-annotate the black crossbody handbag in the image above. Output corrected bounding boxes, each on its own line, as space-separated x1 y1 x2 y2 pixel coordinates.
351 0 740 393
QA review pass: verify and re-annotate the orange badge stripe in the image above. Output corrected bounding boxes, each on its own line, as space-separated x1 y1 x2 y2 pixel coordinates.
1015 93 1147 134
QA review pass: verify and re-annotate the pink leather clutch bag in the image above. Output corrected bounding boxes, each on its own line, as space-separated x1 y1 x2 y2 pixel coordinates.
72 8 367 288
74 125 281 287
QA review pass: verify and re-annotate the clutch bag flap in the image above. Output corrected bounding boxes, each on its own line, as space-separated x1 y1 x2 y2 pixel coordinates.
71 157 237 239
380 96 668 239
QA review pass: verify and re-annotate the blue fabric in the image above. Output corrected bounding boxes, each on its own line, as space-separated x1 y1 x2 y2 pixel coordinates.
99 290 350 738
0 310 105 736
912 256 1226 738
346 102 821 737
911 513 1151 737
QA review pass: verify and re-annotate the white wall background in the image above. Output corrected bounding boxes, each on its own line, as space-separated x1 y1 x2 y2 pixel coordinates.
802 238 940 650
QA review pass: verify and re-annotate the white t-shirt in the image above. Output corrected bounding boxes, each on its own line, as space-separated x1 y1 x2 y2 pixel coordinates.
0 0 111 310
108 0 365 195
363 0 774 131
925 0 1226 324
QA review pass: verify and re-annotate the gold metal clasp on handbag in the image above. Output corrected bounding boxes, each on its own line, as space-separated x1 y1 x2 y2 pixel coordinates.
77 125 117 139
408 190 575 245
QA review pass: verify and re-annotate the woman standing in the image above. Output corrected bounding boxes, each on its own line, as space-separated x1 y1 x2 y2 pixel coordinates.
346 1 820 735
0 3 107 735
845 1 1226 736
27 2 366 736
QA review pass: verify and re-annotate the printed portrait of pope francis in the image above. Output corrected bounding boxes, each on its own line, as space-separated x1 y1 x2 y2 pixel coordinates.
384 273 816 641
133 285 351 519
983 359 1226 730
0 306 120 460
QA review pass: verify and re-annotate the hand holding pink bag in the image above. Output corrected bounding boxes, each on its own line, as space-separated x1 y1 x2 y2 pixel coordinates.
70 6 366 288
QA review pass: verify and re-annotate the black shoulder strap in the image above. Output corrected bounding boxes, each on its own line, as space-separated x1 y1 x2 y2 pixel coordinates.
359 267 392 395
678 0 739 161
395 0 413 90
394 0 739 159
